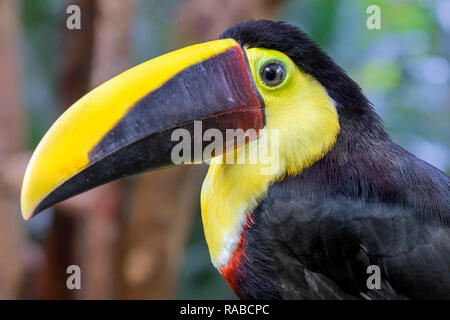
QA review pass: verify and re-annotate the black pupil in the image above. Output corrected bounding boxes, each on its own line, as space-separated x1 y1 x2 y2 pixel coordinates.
265 67 277 81
262 62 284 86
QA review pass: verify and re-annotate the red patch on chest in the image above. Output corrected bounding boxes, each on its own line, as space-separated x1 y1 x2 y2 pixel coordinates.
219 215 254 297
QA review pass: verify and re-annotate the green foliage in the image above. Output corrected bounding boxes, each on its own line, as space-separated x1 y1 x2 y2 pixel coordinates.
20 0 63 148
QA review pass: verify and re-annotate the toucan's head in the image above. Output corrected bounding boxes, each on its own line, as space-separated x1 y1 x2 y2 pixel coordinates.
21 20 374 220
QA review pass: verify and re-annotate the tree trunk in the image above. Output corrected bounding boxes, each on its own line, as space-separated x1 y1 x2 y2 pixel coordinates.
32 0 97 300
0 0 27 300
77 0 137 299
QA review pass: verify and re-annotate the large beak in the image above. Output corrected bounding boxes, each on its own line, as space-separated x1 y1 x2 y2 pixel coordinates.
21 39 264 220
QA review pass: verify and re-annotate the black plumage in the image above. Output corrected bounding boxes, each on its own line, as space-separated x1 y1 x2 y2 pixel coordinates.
220 20 450 299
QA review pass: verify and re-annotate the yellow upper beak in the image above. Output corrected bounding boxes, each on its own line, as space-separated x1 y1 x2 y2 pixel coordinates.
21 38 264 220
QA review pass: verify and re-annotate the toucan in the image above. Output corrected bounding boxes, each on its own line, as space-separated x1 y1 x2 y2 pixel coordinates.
21 20 449 299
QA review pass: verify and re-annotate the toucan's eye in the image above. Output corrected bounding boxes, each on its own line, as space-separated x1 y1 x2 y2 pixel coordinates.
260 61 286 87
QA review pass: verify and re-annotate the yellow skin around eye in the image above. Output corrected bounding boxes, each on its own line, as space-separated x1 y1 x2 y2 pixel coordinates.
246 47 340 175
201 47 341 268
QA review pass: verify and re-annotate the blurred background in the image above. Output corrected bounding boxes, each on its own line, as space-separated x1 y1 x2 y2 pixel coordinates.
0 0 448 299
